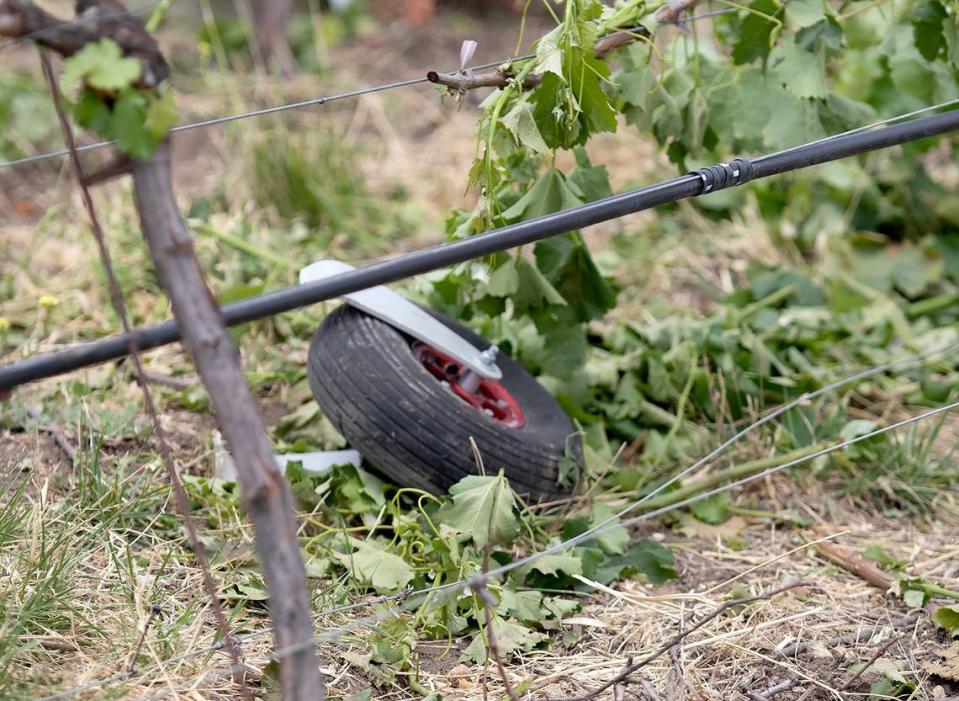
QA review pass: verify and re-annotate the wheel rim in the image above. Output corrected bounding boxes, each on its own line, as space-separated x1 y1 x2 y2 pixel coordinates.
411 341 525 428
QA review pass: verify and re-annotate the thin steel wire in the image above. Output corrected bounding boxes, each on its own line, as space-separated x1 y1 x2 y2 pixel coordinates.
771 97 959 157
0 56 527 171
35 340 959 701
476 340 959 582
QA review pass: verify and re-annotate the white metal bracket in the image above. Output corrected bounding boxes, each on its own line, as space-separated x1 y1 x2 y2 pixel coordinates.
299 259 502 380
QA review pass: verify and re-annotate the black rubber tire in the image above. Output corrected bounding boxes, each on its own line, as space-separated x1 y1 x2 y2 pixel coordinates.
307 305 582 501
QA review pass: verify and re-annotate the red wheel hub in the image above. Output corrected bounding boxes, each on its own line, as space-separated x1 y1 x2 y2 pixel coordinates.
411 342 525 428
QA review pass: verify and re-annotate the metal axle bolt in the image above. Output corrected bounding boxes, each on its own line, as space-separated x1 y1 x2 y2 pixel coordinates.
479 345 499 366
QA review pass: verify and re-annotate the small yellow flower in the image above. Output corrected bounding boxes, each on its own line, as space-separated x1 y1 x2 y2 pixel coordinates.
0 317 9 332
38 295 59 309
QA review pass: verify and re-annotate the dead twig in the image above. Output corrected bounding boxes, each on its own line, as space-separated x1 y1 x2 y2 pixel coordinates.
637 676 663 701
474 575 520 701
815 541 894 590
612 657 634 701
472 473 519 701
777 611 920 657
747 679 797 701
141 370 195 391
665 610 688 701
19 637 80 653
128 604 162 672
547 582 811 701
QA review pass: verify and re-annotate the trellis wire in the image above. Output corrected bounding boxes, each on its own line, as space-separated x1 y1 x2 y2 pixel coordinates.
36 339 959 701
5 9 957 173
0 56 519 171
0 6 738 172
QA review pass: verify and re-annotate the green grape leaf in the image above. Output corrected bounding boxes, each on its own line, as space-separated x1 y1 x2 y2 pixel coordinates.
62 38 142 92
932 605 959 637
335 542 414 594
616 65 656 108
769 38 828 99
594 539 678 585
911 0 947 61
485 257 520 297
889 52 938 101
690 492 731 525
890 245 942 298
435 473 519 548
576 53 618 136
144 89 178 140
796 17 843 53
763 93 826 149
459 616 545 664
934 233 959 284
535 233 576 277
945 12 959 67
112 92 156 160
531 74 571 149
497 589 544 623
536 236 617 322
731 0 783 65
568 149 612 201
785 0 827 29
709 69 777 149
500 97 550 154
543 596 580 620
903 587 928 609
71 89 112 135
819 94 875 133
521 552 583 578
502 169 583 222
514 257 567 308
589 504 629 555
536 24 564 78
536 319 588 377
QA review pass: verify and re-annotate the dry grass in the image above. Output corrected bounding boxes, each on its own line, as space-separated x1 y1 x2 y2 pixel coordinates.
6 456 955 700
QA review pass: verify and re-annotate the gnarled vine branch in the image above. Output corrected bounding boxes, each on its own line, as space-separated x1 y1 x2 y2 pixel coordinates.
0 2 324 698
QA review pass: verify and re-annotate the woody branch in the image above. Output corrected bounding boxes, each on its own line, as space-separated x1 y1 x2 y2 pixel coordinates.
0 2 325 698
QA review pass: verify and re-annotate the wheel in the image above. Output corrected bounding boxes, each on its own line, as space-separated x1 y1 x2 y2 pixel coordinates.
307 304 582 501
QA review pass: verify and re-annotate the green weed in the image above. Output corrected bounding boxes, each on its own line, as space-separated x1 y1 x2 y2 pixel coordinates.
835 412 959 517
244 126 393 252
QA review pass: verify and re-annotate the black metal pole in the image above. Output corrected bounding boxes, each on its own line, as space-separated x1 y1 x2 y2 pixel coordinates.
2 108 958 390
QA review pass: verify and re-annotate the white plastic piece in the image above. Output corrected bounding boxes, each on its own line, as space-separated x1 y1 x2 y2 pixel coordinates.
299 259 502 380
274 449 362 474
213 431 362 481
